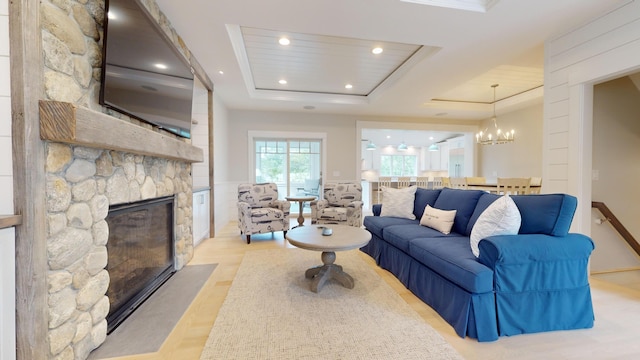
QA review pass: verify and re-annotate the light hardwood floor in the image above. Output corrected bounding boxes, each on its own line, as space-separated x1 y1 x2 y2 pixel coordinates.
103 220 640 360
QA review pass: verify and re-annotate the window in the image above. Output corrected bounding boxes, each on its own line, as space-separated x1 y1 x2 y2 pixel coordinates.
380 155 417 176
254 138 322 201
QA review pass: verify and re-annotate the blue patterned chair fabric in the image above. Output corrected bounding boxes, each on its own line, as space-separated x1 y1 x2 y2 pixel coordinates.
237 183 291 244
311 182 363 227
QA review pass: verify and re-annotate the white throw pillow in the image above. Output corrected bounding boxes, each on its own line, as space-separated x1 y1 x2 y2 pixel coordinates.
420 205 457 234
470 195 521 257
380 186 417 220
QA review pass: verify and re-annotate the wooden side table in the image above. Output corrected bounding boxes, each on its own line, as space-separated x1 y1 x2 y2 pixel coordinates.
285 196 316 228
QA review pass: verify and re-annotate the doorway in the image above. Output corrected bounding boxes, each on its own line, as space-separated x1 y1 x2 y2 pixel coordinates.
253 137 323 213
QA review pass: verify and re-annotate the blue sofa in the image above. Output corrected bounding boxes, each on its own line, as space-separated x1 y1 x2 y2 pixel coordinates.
361 187 595 342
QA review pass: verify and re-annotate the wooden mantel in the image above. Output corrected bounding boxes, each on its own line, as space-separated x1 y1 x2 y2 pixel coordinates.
39 100 204 163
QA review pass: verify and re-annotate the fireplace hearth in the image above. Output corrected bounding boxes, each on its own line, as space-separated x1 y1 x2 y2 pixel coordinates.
105 196 176 333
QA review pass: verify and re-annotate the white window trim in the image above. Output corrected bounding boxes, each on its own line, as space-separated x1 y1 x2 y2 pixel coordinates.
248 131 327 186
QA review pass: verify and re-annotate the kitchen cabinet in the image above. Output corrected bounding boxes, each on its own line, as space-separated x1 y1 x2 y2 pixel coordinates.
192 188 210 247
447 136 465 177
439 142 449 171
421 146 445 171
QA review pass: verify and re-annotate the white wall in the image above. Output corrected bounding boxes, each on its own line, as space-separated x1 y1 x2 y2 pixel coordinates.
589 76 640 272
191 77 210 189
478 102 543 183
227 110 360 182
544 0 640 234
0 0 16 358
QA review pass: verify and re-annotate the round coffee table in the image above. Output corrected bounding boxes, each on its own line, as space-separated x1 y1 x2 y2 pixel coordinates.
285 195 316 228
286 225 371 293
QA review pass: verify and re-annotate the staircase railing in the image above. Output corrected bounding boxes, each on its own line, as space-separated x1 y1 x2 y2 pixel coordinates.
592 201 640 257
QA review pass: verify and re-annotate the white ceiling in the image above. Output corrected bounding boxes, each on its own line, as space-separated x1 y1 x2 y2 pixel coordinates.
155 0 621 120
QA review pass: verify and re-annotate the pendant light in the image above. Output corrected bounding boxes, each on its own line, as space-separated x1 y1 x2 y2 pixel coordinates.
366 141 377 150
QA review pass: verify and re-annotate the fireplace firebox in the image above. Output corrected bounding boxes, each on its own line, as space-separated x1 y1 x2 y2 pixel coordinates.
105 196 175 333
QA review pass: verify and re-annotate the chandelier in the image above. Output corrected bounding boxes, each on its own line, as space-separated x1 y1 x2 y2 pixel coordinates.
476 84 515 145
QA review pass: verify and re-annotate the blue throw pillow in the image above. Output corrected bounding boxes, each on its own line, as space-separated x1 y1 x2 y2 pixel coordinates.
433 188 485 235
413 188 441 219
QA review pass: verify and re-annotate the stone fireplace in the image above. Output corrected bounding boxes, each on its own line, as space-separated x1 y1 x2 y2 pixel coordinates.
25 0 209 358
45 139 196 358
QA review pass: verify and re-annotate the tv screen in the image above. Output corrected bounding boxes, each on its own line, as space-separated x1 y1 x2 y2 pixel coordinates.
100 0 194 139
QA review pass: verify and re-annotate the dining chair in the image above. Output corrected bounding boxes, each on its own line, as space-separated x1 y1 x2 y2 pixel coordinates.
466 177 486 185
377 176 392 203
530 177 542 194
449 177 468 189
397 176 412 189
415 176 429 189
496 178 532 195
432 177 444 189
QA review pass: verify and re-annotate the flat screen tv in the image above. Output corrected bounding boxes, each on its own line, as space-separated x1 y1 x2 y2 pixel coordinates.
100 0 194 139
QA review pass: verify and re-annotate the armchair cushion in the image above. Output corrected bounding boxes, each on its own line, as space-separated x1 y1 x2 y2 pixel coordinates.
324 182 362 206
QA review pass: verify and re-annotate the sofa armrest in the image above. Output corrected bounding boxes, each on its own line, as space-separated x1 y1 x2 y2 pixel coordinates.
372 204 382 216
310 199 328 222
347 200 363 209
270 199 291 216
478 233 594 265
478 233 594 292
237 201 252 227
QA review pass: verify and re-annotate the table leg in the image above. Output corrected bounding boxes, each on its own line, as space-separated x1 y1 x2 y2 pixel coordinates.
306 251 355 293
297 201 305 227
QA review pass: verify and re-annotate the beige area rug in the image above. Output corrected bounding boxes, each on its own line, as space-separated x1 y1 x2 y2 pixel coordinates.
200 248 463 360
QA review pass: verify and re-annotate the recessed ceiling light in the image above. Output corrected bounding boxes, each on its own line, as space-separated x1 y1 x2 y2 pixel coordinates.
435 112 448 116
372 47 383 55
218 70 224 75
345 84 353 89
303 105 315 110
279 37 290 46
429 136 434 140
386 135 391 139
154 63 168 70
279 79 287 85
107 11 116 20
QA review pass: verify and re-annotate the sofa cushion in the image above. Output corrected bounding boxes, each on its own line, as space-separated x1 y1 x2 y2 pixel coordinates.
433 188 485 236
383 224 453 252
420 205 456 234
380 186 417 219
413 188 441 219
409 237 494 294
363 215 418 240
470 195 521 257
510 194 577 236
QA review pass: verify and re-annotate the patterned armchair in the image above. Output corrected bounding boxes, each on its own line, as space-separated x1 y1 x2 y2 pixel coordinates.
237 183 291 244
310 182 363 227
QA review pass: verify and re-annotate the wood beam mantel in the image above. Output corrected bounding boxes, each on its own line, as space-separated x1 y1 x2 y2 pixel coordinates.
39 100 204 163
